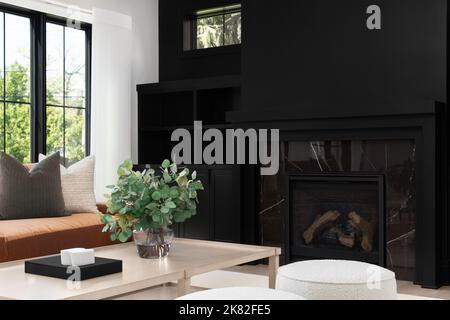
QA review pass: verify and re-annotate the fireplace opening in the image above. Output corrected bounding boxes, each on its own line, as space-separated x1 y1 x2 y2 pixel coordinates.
284 174 385 266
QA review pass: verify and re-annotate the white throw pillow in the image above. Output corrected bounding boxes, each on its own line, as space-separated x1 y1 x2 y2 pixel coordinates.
39 154 98 214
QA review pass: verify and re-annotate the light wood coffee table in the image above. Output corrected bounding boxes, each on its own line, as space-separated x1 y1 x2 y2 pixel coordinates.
0 238 281 300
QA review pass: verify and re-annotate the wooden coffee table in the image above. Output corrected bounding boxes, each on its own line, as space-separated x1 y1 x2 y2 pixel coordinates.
0 239 281 300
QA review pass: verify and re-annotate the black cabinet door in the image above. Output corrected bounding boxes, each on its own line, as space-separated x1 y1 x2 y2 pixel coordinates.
182 169 211 240
211 167 241 243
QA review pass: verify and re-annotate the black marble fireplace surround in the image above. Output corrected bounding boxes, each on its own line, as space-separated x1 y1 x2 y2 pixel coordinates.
227 100 448 289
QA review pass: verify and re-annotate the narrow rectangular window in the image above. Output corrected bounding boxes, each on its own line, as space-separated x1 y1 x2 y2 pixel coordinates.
184 4 241 51
46 22 87 166
0 11 32 163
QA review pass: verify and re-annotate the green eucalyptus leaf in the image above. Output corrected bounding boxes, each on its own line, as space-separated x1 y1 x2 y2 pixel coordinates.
123 159 133 171
117 167 126 177
161 185 170 199
146 203 158 211
163 172 172 183
161 206 170 214
191 181 204 190
173 211 188 223
124 228 133 238
152 191 162 201
177 176 189 187
169 188 179 198
118 232 130 243
134 222 142 231
162 159 171 169
189 191 197 199
165 201 177 209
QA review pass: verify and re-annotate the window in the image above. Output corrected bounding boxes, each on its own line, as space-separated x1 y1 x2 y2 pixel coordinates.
46 22 87 166
184 4 241 51
0 4 91 164
0 12 32 163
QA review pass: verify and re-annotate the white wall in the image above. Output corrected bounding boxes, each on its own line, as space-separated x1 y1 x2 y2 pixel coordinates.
52 0 159 163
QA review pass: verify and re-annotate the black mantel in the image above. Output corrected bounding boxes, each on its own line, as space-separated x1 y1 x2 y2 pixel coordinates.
227 99 439 124
226 100 448 289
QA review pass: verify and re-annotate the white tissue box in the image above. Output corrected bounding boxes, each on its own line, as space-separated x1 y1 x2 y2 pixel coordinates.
61 248 85 266
61 248 95 266
70 249 95 267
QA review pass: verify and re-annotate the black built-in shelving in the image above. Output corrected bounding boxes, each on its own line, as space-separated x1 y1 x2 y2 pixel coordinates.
137 75 241 164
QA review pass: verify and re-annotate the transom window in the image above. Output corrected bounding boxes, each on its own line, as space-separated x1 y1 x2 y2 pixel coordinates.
184 4 241 51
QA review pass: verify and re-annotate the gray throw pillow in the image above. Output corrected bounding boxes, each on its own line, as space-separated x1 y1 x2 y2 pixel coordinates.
0 152 67 220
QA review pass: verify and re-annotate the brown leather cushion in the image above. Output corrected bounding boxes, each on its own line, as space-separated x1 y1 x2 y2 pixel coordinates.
0 212 114 263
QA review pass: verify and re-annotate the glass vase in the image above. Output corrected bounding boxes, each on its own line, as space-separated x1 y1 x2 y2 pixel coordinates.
133 228 174 259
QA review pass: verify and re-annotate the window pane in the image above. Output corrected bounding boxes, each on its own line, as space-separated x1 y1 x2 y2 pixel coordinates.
197 15 224 49
5 14 30 103
224 12 241 46
65 27 86 108
46 106 64 156
5 103 31 163
46 23 64 106
65 108 85 166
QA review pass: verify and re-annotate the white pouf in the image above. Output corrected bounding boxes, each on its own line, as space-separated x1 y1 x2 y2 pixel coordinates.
276 260 397 300
177 287 305 300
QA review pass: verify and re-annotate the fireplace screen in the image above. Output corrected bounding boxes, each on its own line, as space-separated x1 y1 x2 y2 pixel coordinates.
287 175 385 265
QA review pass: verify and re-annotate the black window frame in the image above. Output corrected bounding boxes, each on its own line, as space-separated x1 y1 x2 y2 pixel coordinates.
0 3 91 163
182 3 242 55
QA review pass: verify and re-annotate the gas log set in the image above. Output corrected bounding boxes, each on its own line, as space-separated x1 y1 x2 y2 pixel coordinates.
303 211 377 252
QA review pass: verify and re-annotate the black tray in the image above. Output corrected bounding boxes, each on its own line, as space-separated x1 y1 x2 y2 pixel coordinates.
25 255 123 281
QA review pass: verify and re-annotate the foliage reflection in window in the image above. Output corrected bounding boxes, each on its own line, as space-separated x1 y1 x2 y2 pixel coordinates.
46 22 86 166
185 4 241 51
0 12 31 163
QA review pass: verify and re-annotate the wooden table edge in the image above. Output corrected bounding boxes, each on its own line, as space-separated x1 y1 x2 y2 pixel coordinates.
180 247 281 297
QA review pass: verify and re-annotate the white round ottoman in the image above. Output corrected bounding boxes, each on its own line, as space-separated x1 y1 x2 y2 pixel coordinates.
177 287 305 300
276 260 397 300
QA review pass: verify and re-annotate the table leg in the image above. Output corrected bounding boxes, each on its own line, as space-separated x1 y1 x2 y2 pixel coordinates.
268 255 279 289
177 277 191 297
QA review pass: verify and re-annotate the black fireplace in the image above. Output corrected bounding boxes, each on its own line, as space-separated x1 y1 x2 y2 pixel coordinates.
283 174 385 266
227 101 447 288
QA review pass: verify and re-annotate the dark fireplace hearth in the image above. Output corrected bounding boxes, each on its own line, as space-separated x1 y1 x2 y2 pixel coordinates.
285 174 385 266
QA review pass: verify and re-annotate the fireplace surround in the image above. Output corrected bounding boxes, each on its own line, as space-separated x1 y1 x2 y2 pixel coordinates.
228 100 448 289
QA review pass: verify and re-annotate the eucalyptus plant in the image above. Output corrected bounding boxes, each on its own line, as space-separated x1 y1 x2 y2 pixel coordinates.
101 159 204 243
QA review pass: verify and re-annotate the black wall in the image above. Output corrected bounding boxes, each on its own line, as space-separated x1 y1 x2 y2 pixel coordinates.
241 0 447 115
159 0 241 81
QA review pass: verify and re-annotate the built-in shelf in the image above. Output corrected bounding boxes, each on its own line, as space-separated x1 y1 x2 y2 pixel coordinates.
137 75 241 164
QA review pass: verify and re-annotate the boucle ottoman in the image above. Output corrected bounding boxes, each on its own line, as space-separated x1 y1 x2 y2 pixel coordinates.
177 287 305 300
276 260 397 300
